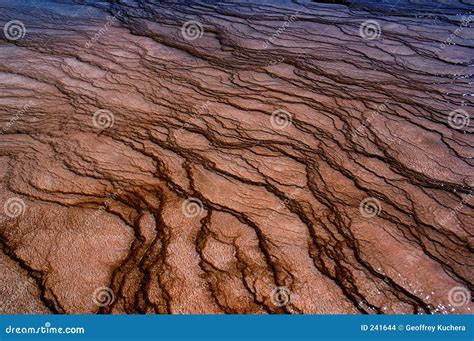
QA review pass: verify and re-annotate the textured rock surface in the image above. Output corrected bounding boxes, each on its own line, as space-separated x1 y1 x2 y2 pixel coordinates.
0 0 472 314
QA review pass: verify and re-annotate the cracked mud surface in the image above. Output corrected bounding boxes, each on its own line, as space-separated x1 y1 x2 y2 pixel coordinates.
0 0 473 314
